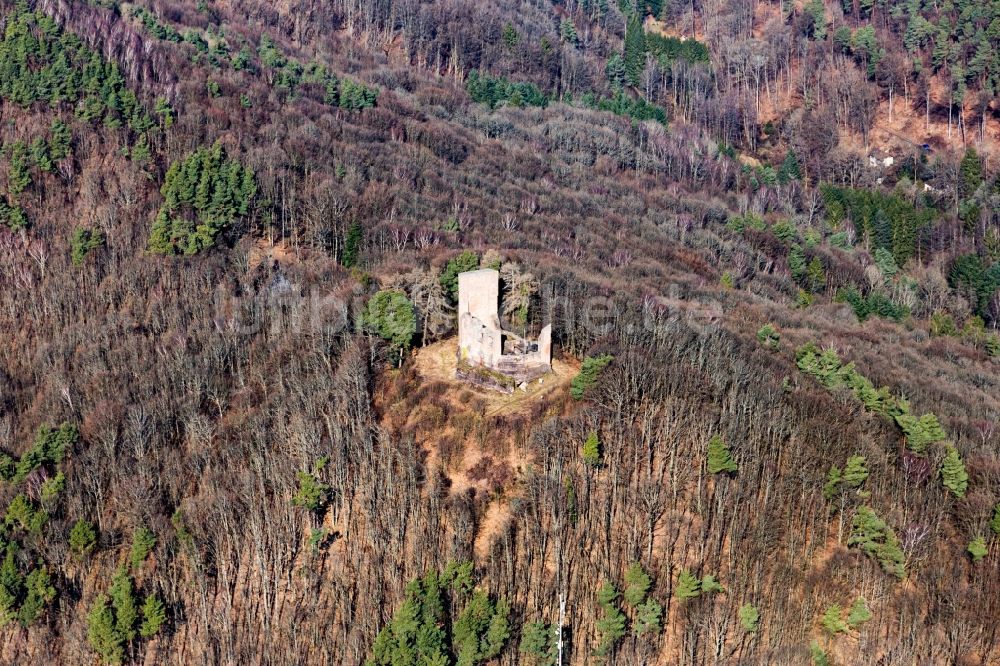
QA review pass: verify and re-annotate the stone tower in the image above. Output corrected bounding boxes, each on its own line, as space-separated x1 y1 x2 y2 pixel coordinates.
457 269 551 389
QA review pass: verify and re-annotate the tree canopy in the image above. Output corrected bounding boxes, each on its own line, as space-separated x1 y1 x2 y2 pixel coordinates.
149 142 256 255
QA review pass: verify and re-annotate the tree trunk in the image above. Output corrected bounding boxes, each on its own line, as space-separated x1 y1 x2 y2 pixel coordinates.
926 88 930 133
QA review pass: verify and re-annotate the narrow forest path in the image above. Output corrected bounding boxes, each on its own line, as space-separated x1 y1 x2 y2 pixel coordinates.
403 338 579 557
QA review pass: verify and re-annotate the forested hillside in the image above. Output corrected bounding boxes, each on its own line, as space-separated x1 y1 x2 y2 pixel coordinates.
0 0 998 663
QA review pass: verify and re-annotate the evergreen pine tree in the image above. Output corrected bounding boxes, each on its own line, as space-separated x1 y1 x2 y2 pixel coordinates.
675 570 701 599
570 354 613 399
17 567 56 627
582 431 602 468
1 202 28 231
148 210 175 254
370 571 450 665
150 144 256 254
623 563 651 606
777 150 800 183
700 574 724 593
633 598 662 636
874 247 898 279
30 137 52 172
519 621 556 665
292 458 332 512
756 323 780 349
939 444 968 497
88 593 123 664
593 582 626 656
967 536 987 563
895 413 946 453
823 465 843 501
194 163 213 213
986 334 1000 358
452 589 510 665
70 227 105 266
788 244 807 283
559 19 578 45
623 16 646 86
739 604 760 633
807 257 827 292
605 54 626 89
707 435 738 474
501 23 519 49
872 208 894 256
959 147 983 199
842 455 869 489
130 135 151 163
820 604 848 634
239 167 256 214
109 568 138 643
438 250 479 300
69 519 98 556
0 549 23 626
130 527 157 571
49 119 71 160
810 640 831 666
805 0 827 39
846 596 872 628
848 506 905 579
482 599 511 660
342 222 363 268
8 142 31 195
360 290 417 359
154 97 175 128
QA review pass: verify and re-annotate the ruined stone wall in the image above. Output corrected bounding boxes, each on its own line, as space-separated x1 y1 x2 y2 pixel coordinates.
458 270 501 366
457 269 550 380
458 270 499 324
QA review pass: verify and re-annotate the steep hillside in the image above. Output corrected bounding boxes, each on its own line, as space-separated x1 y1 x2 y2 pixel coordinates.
0 0 997 664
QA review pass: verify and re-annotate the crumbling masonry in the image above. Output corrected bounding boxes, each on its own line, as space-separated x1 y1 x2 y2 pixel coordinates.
456 269 551 390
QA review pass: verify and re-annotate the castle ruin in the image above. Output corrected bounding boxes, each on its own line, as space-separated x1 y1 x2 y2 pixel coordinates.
456 269 551 391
